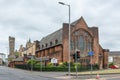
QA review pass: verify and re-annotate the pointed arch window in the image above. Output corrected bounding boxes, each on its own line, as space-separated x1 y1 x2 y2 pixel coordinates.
79 35 84 51
72 29 93 56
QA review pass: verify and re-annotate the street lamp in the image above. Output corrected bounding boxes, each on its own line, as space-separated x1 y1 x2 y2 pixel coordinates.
58 2 71 76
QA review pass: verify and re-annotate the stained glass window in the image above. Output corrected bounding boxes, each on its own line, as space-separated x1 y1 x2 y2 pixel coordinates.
79 35 84 51
72 29 93 56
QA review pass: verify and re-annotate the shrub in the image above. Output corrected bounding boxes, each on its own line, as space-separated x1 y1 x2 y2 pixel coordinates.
93 64 99 70
27 59 37 66
109 62 114 67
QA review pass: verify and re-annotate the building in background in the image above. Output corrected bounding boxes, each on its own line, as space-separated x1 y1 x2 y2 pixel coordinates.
18 39 40 57
8 17 109 69
109 51 120 66
8 39 40 67
8 36 15 58
36 17 109 69
0 53 5 65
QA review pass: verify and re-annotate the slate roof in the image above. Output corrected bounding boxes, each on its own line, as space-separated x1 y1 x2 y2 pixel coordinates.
12 57 24 61
39 29 63 49
71 19 79 25
35 57 49 61
109 51 120 56
0 53 5 55
39 16 87 50
71 16 88 26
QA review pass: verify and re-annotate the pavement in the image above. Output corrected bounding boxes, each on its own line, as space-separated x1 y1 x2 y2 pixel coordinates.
29 71 106 80
8 67 120 80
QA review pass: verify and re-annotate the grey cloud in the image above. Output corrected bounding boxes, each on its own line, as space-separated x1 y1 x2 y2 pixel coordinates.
0 0 120 54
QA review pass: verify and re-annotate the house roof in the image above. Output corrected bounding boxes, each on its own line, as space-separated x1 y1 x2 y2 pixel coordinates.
71 16 88 27
0 53 5 55
35 57 49 61
39 16 88 50
39 29 63 49
12 57 24 61
109 51 120 56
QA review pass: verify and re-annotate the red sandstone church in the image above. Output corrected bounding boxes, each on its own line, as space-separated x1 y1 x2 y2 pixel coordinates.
36 17 109 69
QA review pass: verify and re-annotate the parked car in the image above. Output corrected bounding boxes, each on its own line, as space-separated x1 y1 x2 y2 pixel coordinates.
109 65 119 69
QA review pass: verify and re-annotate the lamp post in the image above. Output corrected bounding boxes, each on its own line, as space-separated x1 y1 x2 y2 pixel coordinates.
58 2 71 76
40 56 42 72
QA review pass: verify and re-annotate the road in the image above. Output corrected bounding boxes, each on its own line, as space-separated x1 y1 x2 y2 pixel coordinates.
104 74 120 80
1 66 120 80
0 66 64 80
68 73 120 80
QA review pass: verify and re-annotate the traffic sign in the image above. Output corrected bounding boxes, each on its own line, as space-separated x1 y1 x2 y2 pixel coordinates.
88 51 94 56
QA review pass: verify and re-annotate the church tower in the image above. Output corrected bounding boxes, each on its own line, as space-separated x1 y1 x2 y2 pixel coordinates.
9 36 15 56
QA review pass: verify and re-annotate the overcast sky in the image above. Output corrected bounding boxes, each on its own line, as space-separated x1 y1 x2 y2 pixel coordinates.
0 0 120 56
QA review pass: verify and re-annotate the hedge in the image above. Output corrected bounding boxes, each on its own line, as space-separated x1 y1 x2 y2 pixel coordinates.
15 64 99 72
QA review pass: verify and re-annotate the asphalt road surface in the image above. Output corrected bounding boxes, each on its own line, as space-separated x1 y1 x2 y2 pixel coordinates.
105 74 120 80
0 66 61 80
1 66 120 80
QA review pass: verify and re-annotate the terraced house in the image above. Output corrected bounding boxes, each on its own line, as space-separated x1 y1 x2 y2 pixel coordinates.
36 17 109 69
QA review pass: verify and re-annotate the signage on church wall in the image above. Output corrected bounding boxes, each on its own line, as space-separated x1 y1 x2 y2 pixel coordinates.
51 58 58 63
88 51 94 56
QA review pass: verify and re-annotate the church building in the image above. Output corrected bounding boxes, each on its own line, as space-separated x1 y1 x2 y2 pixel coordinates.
36 17 109 69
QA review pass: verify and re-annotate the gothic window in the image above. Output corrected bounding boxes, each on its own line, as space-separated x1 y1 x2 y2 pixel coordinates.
72 29 93 56
89 42 92 51
79 35 84 52
75 37 79 49
71 40 74 50
74 31 79 36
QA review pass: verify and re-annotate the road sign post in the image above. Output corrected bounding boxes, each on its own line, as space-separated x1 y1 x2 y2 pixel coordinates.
88 51 94 78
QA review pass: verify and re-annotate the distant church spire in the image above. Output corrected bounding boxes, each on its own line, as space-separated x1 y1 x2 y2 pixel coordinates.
28 37 31 43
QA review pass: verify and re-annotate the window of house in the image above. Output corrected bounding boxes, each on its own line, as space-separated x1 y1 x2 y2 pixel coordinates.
87 42 92 51
55 39 58 44
71 40 74 50
79 35 84 51
75 31 79 36
50 42 52 46
46 43 48 48
75 37 79 49
42 45 44 48
72 30 93 56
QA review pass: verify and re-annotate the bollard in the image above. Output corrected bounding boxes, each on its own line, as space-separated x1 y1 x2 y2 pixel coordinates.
96 73 100 79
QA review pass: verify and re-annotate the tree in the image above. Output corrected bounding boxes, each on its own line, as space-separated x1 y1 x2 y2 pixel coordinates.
27 59 36 65
14 52 19 58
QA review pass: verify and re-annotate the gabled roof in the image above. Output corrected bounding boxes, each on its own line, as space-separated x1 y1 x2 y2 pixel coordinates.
71 16 88 27
40 29 63 48
0 53 5 55
39 16 88 49
12 57 24 61
109 51 120 56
